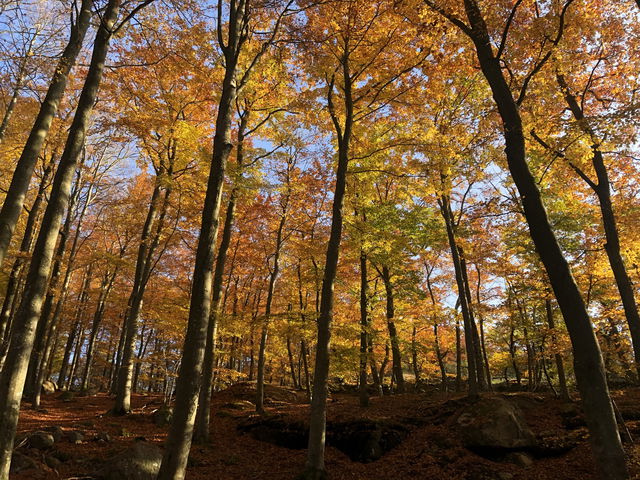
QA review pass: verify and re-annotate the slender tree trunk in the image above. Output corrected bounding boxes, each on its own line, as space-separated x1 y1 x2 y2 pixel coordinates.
557 72 640 382
0 0 93 266
114 172 171 414
29 161 90 402
0 158 54 348
380 265 405 393
303 58 353 479
439 194 479 396
257 192 289 413
546 298 569 399
193 109 249 443
157 2 253 475
0 2 119 474
359 251 370 406
454 2 627 475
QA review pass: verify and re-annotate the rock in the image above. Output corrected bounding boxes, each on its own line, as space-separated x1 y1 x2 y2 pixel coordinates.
10 451 38 473
457 396 535 451
497 473 514 480
328 420 409 463
221 400 255 410
67 431 84 444
118 427 131 437
42 380 57 394
95 432 113 443
505 451 534 468
44 426 65 442
152 406 173 426
96 441 163 480
45 455 62 469
28 431 55 450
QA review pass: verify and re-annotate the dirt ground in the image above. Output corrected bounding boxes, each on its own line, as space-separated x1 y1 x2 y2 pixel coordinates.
12 385 640 479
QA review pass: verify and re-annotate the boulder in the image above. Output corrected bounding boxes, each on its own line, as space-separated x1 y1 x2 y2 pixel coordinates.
221 400 255 410
42 380 57 395
44 425 65 442
96 441 162 480
10 451 38 474
28 431 55 450
152 406 173 427
67 431 84 444
457 396 535 451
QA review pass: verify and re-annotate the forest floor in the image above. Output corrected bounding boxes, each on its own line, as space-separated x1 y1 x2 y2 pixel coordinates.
12 384 640 479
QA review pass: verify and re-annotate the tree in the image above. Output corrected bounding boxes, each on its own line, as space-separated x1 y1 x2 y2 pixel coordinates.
423 0 627 476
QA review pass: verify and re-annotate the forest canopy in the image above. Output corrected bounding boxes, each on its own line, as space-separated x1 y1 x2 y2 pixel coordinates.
0 0 639 479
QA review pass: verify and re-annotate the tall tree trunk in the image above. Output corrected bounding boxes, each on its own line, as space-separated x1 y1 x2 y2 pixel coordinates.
546 298 569 399
439 194 479 396
380 265 405 393
29 158 94 403
448 1 627 475
113 170 172 414
359 251 370 407
303 58 353 479
0 2 120 475
0 158 54 349
256 186 290 413
0 0 93 266
157 2 258 475
193 109 248 443
557 72 640 382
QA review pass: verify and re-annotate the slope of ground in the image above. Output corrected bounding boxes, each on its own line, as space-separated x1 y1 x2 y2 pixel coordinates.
12 385 640 479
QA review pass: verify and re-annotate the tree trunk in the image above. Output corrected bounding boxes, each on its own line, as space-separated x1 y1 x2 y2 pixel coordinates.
439 194 479 396
193 109 249 443
113 171 171 414
303 59 353 479
157 3 251 476
0 2 119 474
359 251 370 407
256 188 289 413
0 0 93 266
557 72 640 382
455 2 627 476
546 298 569 399
0 158 54 348
380 265 405 393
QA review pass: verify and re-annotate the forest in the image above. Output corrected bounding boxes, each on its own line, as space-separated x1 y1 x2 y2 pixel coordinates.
0 0 639 479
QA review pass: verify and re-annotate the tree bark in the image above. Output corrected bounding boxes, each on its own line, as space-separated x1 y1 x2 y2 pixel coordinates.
446 1 628 476
157 2 256 476
0 1 119 475
439 194 479 396
557 72 640 382
0 0 93 267
193 109 249 443
380 265 405 393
